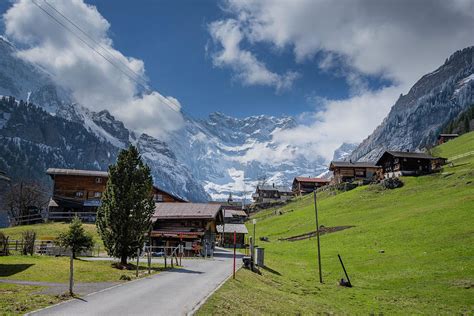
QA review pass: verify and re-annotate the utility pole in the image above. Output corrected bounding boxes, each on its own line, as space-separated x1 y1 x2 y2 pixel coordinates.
69 251 74 296
253 219 257 244
314 190 323 283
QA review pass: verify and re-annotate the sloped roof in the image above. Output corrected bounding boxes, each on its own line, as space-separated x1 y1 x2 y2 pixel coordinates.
47 168 108 177
217 223 249 234
258 185 292 193
223 209 248 218
438 133 459 138
384 151 437 160
152 203 221 220
329 161 380 169
294 177 330 183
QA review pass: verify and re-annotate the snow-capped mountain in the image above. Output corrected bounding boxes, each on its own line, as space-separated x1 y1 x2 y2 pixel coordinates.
167 112 327 200
350 47 474 162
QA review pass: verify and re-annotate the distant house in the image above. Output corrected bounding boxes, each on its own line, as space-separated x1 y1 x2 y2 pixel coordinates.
151 203 223 256
292 177 330 196
437 133 459 145
252 184 293 204
329 161 381 184
46 168 186 222
217 208 248 248
376 151 446 178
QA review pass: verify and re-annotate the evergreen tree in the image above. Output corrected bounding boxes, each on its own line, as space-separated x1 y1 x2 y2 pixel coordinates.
96 145 154 265
57 217 94 259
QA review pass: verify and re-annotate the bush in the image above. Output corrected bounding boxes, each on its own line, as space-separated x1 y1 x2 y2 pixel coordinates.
21 230 36 255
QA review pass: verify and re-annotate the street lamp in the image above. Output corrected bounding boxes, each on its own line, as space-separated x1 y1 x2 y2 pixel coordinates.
252 219 257 243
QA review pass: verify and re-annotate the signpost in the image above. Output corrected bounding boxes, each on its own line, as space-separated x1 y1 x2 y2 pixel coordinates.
314 190 323 283
233 230 236 279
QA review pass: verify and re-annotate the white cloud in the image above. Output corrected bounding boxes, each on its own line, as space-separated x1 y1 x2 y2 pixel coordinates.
208 18 299 91
209 0 474 162
3 0 184 138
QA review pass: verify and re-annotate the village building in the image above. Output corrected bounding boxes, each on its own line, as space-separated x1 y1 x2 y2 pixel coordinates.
376 151 446 178
46 168 186 222
329 161 381 184
150 203 223 256
252 184 293 204
437 133 459 145
217 207 248 248
292 177 330 196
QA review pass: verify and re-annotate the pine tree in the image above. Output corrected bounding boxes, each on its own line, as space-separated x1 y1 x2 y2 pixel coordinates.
57 216 94 259
96 145 154 265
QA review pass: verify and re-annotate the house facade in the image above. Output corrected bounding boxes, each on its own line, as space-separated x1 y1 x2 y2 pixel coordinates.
150 203 223 256
0 171 11 228
47 168 185 222
329 161 381 184
252 184 293 204
376 151 446 178
292 177 330 195
217 208 248 248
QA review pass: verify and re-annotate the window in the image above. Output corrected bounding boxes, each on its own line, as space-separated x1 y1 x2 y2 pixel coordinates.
154 194 164 202
75 191 84 197
95 177 103 184
94 192 102 198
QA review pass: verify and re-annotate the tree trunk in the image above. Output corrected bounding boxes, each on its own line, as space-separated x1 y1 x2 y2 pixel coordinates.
121 254 128 265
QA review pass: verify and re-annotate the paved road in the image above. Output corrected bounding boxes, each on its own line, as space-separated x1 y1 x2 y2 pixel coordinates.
30 248 242 316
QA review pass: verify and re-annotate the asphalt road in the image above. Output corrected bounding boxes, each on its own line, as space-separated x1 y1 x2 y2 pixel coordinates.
30 248 242 316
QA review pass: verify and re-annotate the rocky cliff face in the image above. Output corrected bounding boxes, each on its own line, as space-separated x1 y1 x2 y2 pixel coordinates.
350 47 474 162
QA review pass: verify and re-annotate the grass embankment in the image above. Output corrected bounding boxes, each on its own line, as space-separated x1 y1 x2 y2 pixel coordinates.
0 283 63 315
199 132 474 315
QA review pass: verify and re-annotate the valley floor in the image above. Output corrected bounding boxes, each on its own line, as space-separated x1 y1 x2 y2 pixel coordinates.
198 132 474 315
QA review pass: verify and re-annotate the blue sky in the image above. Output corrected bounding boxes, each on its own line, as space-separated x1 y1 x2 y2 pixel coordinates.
1 0 473 157
82 0 364 118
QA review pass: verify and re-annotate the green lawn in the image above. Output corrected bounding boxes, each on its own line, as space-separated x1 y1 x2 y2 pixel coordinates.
199 132 474 315
0 283 64 316
1 222 100 243
0 255 164 283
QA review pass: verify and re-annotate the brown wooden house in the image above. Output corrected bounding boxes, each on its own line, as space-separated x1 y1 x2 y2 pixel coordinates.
47 168 186 222
376 151 446 178
292 177 330 196
252 184 293 204
151 203 223 256
437 133 459 145
329 161 381 184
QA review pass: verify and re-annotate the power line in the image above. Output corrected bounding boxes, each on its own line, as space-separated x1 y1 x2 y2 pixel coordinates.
43 0 149 88
30 0 181 113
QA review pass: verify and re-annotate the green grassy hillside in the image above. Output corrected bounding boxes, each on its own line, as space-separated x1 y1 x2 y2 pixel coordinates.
199 132 474 315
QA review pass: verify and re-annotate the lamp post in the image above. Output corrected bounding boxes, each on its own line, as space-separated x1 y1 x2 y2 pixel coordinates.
252 219 257 243
314 190 323 283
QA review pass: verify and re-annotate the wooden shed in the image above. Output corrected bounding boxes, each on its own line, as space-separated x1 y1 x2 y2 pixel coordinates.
329 161 381 184
292 177 330 196
376 151 446 178
437 133 459 145
151 203 223 256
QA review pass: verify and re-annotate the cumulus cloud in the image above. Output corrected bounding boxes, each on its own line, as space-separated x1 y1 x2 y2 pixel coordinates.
210 0 474 162
208 18 299 91
3 0 183 138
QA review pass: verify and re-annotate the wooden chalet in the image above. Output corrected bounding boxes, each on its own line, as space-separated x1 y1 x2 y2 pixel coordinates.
150 203 223 256
0 171 11 228
329 161 381 184
292 177 330 196
376 151 446 178
46 168 186 222
437 133 459 145
252 184 293 204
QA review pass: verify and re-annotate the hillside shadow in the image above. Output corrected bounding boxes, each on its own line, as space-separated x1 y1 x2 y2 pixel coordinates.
0 264 35 277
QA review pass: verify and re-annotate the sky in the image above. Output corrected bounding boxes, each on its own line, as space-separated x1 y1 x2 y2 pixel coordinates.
1 0 474 161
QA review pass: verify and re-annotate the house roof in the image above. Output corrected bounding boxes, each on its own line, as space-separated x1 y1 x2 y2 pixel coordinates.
223 209 248 218
329 161 380 170
294 177 330 183
383 151 437 160
46 168 108 177
217 223 249 234
152 203 221 220
438 133 459 138
257 185 292 193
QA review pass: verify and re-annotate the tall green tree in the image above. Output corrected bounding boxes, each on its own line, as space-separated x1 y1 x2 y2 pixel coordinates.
57 216 94 259
96 145 155 265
